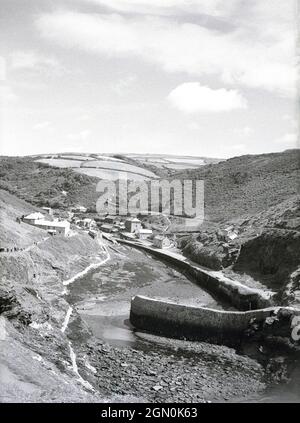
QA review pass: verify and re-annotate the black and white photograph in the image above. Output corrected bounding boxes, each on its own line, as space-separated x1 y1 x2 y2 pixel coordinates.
0 0 299 409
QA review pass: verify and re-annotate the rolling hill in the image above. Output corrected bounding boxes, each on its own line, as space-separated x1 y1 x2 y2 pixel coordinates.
172 149 300 223
0 152 221 210
0 156 99 210
0 149 298 222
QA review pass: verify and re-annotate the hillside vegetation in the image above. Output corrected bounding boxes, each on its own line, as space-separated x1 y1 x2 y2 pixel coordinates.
169 150 299 299
0 157 99 210
0 150 298 224
173 149 299 223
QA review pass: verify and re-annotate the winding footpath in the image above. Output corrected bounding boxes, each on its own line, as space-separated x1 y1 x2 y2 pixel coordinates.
63 243 111 287
60 237 111 390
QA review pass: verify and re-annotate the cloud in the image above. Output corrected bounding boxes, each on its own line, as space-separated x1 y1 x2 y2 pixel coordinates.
0 84 18 103
227 143 247 152
36 4 296 96
282 114 298 129
167 83 247 113
79 113 92 121
81 0 240 17
10 51 63 75
275 132 298 147
234 126 253 137
33 121 51 130
112 74 137 95
67 129 91 141
0 56 7 81
283 114 293 121
187 122 201 131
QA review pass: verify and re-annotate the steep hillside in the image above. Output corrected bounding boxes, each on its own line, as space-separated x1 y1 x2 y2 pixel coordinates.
0 189 47 248
177 195 300 304
0 157 99 210
173 149 299 223
229 195 300 232
0 190 109 401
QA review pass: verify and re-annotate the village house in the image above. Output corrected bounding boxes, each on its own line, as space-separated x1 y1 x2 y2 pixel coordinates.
83 218 93 228
73 217 81 226
104 215 117 224
88 229 98 239
22 212 45 225
83 218 96 229
125 217 142 233
23 212 70 236
218 226 239 242
72 205 87 213
68 211 74 220
75 217 96 230
22 212 70 236
121 232 136 240
33 220 70 236
114 221 125 231
153 235 171 249
227 231 238 241
42 207 53 216
100 223 114 233
137 228 153 240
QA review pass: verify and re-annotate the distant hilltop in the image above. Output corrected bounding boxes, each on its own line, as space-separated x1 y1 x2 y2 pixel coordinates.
0 149 298 223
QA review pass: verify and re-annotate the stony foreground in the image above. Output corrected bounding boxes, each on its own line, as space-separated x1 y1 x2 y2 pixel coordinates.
80 334 267 403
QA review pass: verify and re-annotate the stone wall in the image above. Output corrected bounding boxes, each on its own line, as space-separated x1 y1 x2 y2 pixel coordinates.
117 239 273 310
130 295 300 348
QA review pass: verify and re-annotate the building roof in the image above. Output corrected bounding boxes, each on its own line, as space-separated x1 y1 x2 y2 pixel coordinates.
37 220 70 228
122 232 136 239
154 235 167 241
101 224 113 229
126 217 141 223
138 229 153 234
24 212 45 220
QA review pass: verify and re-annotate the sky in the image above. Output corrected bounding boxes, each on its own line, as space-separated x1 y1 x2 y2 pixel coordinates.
0 0 299 158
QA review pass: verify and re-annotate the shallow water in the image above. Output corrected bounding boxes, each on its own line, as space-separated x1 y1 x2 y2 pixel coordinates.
66 244 225 347
66 243 300 402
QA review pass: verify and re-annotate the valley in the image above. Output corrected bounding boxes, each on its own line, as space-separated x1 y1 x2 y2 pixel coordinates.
0 149 299 403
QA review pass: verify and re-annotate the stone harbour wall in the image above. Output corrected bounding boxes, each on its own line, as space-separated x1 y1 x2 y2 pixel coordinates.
117 239 273 310
130 295 300 348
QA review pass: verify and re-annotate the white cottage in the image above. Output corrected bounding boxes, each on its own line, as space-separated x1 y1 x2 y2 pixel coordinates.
153 235 171 249
23 212 45 225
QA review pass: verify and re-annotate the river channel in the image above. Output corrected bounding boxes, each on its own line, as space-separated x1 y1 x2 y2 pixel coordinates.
65 243 300 402
66 244 228 348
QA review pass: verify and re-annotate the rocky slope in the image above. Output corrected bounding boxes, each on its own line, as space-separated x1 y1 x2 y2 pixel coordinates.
177 195 300 302
0 190 108 401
